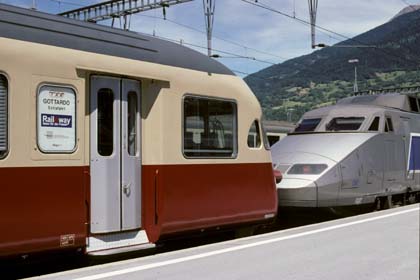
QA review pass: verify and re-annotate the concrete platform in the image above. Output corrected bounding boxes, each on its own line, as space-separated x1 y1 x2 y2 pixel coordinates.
29 204 419 280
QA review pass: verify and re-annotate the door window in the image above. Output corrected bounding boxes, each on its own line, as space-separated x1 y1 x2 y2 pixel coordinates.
97 88 114 156
127 91 138 156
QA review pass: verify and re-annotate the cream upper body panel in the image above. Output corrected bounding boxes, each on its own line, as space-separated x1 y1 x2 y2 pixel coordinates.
0 37 270 167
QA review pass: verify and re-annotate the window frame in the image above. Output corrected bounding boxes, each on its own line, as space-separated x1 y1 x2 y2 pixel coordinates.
36 83 78 154
182 94 238 159
0 73 9 159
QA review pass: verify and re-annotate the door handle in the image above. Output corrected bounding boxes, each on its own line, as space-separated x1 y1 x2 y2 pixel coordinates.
123 183 131 196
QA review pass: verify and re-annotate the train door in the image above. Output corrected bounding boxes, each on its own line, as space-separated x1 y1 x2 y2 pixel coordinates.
384 139 405 184
401 119 414 180
90 76 141 233
340 150 361 189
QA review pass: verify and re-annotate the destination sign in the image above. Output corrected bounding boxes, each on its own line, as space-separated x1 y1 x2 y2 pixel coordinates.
37 85 76 152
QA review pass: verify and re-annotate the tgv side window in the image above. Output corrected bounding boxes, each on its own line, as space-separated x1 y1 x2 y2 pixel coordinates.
385 116 394 133
408 96 419 112
0 75 8 159
183 96 237 158
368 116 380 131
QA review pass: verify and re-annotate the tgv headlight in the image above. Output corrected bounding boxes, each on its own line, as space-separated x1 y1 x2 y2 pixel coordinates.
287 164 328 175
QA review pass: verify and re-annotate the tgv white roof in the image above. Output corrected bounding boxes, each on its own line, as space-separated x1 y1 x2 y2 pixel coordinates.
337 94 415 112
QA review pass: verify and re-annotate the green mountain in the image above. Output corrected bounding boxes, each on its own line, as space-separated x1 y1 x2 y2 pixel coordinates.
245 7 420 122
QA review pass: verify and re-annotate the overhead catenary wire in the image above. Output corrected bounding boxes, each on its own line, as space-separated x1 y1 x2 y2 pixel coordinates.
240 0 420 68
40 0 283 65
47 0 83 7
44 0 386 68
125 13 420 81
148 33 277 65
134 13 288 60
36 1 273 76
240 0 347 42
34 0 420 78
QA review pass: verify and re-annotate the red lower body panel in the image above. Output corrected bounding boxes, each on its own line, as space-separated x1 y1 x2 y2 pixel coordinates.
0 162 277 257
0 166 88 257
142 163 277 242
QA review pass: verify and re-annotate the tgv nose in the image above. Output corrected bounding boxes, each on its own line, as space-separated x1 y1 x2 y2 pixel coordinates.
277 179 317 207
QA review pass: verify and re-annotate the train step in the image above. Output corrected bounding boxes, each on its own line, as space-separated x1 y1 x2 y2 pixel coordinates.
87 230 154 255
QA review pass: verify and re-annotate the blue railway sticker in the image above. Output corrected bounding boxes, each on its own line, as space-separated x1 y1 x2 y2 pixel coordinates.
41 114 72 128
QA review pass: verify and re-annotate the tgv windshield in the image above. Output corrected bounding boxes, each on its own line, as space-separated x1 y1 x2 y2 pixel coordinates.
326 117 365 131
294 118 321 132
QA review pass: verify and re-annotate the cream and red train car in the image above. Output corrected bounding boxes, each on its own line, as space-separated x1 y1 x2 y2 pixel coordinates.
0 4 277 257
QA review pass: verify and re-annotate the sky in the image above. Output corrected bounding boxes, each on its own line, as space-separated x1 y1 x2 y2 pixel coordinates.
0 0 416 77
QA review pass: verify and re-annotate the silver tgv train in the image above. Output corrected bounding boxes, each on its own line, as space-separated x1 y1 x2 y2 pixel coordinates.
272 92 420 211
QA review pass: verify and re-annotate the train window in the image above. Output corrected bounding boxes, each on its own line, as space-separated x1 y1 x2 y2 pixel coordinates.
326 117 365 131
98 89 114 156
268 135 281 146
261 122 271 150
385 117 394 132
0 75 7 158
37 85 76 153
368 116 380 131
183 96 237 158
295 118 321 132
247 120 261 148
127 91 138 156
408 96 419 112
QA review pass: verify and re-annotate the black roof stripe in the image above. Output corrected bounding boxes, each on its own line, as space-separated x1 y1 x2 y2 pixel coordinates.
0 3 234 76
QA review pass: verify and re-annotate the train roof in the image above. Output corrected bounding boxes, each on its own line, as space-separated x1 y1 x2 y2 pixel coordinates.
337 93 418 113
301 93 420 119
304 103 385 117
0 3 234 76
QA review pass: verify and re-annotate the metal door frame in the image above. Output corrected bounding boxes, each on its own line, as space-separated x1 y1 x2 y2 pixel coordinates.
90 76 142 234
